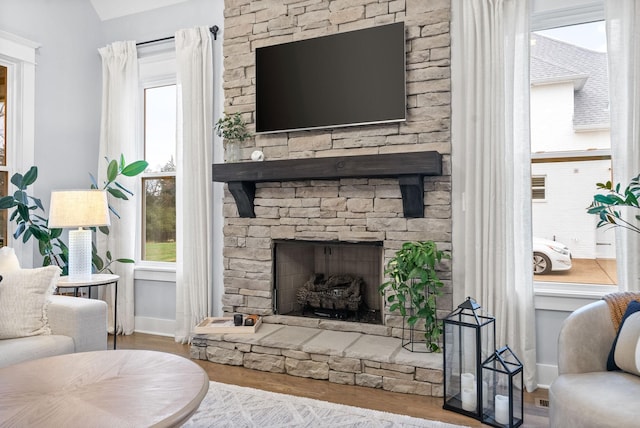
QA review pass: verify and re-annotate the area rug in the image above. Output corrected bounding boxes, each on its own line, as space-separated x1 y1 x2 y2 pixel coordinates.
184 381 470 428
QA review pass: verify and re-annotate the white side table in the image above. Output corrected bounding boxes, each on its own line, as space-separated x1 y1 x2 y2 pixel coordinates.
57 274 120 349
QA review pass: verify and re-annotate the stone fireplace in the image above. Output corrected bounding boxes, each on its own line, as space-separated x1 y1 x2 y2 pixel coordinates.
217 0 453 339
192 0 453 397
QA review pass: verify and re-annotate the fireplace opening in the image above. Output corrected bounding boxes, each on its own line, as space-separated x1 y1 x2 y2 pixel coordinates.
273 240 384 324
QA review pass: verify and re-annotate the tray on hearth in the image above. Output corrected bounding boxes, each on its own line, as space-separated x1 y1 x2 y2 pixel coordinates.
193 316 262 334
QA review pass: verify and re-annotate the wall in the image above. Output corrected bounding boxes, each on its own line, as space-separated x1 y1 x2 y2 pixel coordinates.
220 0 452 336
0 0 103 254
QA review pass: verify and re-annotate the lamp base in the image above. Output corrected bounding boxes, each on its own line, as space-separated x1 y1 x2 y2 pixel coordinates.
69 228 92 281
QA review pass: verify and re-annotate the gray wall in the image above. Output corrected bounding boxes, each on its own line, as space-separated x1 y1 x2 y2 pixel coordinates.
0 0 103 211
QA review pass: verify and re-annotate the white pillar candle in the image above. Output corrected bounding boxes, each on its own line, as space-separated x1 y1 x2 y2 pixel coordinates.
495 394 509 425
461 387 477 412
461 372 475 390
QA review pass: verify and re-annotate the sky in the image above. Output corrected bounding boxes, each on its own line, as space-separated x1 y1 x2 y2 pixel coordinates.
537 20 607 52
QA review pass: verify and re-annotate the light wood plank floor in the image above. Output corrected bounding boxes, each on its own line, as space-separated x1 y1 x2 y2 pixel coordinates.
110 333 550 427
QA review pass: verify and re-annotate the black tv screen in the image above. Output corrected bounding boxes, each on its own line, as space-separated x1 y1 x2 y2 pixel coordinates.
255 22 406 134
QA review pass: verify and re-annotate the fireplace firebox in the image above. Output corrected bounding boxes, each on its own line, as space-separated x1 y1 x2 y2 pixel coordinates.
273 240 384 324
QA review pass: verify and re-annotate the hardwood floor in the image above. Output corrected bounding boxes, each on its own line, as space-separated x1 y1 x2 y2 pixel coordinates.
110 333 550 427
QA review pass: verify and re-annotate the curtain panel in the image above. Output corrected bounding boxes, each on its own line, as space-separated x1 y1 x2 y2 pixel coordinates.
606 0 640 292
174 27 214 343
97 41 140 335
451 0 537 391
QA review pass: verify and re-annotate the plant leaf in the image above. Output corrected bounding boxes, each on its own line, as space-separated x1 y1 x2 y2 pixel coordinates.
121 160 149 177
107 159 118 182
22 166 38 187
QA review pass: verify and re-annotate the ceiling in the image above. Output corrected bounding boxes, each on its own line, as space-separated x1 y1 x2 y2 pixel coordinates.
89 0 189 21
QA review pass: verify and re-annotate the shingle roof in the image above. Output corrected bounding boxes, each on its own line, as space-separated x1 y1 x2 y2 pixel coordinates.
531 33 609 129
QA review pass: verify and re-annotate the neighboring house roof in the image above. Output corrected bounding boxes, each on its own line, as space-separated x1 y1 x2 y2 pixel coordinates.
530 33 609 130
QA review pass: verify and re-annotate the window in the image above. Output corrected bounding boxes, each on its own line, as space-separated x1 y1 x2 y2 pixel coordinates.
532 175 546 200
530 19 616 286
141 84 177 262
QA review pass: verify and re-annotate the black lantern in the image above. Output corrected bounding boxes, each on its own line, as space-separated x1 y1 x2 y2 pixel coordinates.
442 297 496 420
481 345 524 427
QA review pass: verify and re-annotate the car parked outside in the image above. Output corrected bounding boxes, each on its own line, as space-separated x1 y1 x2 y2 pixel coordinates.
533 237 572 274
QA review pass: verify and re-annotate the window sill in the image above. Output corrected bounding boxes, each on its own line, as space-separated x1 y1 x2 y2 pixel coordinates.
134 263 176 283
534 281 615 311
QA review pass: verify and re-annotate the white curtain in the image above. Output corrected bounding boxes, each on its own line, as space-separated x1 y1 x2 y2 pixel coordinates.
605 0 640 292
174 27 213 343
97 41 139 335
451 0 537 391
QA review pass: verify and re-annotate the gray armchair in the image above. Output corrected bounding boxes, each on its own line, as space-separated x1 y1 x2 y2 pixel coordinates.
549 300 640 427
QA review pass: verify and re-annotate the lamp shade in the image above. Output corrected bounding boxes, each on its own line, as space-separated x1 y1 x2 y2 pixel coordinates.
48 190 111 229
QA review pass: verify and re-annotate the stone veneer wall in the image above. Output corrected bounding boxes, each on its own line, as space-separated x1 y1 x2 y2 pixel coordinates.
220 0 453 335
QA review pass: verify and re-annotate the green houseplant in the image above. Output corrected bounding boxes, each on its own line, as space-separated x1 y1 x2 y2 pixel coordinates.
214 112 250 163
379 240 450 352
0 155 148 274
587 173 640 234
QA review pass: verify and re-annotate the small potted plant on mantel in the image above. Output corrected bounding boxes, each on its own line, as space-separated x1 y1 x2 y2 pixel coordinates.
379 240 450 352
214 112 250 163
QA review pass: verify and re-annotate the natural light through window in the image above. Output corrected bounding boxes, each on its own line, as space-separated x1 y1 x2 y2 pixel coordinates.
530 21 616 286
142 85 176 262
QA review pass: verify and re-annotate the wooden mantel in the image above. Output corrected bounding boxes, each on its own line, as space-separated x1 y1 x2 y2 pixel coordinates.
212 151 442 218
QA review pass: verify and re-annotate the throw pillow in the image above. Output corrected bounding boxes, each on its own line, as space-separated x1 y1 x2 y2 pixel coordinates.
0 265 61 339
0 247 21 273
607 300 640 371
613 311 640 376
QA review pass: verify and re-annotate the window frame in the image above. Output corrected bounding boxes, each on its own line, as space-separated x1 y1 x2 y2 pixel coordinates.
0 31 38 266
530 1 616 309
135 48 178 282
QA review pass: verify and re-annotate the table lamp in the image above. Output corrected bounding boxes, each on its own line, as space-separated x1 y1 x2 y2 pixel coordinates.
48 190 111 280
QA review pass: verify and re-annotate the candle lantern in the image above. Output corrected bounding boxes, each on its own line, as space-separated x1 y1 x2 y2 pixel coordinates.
481 345 523 427
442 297 495 420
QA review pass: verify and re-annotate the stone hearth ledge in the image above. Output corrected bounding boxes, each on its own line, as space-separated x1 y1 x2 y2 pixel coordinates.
190 322 444 397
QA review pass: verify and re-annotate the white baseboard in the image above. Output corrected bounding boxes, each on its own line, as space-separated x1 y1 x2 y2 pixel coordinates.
536 363 558 389
134 316 175 337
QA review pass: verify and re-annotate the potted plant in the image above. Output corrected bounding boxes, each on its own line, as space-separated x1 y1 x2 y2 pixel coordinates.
379 240 450 352
214 112 250 163
0 155 148 274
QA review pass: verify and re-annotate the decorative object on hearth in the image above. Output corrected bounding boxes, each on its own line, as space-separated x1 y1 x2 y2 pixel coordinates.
378 241 450 352
481 345 523 427
214 112 250 163
48 190 110 280
442 297 496 420
296 274 363 317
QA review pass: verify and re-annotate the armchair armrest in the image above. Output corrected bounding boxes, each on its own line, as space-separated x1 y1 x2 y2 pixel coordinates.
48 295 108 352
557 300 615 375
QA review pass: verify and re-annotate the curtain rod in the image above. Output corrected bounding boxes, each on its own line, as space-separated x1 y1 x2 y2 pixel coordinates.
136 25 219 47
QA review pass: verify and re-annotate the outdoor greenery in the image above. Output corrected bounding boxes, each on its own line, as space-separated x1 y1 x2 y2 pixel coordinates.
379 241 450 352
0 155 148 274
143 158 176 249
588 173 640 234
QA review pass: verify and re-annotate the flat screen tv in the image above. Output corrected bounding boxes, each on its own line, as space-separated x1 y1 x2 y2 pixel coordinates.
255 22 406 134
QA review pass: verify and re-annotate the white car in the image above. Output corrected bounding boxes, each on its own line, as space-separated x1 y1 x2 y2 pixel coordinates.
533 237 572 274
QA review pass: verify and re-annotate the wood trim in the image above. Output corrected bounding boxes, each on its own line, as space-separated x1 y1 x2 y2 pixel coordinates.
212 152 442 218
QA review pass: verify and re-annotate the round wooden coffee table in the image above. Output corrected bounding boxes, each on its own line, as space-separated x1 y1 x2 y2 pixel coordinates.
0 350 209 427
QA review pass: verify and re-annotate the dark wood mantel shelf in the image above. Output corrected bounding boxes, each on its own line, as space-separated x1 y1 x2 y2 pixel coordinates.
212 151 442 218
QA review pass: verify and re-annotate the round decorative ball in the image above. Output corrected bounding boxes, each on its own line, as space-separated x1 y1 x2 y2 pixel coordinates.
251 150 265 161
